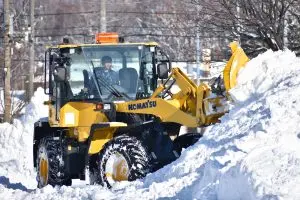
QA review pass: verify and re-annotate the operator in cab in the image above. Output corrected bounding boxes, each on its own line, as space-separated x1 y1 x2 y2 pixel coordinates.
94 56 119 85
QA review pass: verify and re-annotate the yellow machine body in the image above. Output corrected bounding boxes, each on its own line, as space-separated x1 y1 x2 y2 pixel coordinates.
34 35 251 188
42 37 250 156
45 41 249 156
115 67 228 127
48 102 127 154
223 41 250 91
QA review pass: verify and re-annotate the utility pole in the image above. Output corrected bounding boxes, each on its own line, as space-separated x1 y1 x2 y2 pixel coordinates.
100 0 106 32
195 3 201 85
28 0 35 101
236 0 241 44
3 0 12 123
196 31 201 85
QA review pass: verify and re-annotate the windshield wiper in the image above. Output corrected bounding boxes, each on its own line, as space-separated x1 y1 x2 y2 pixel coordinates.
90 61 123 98
97 76 123 97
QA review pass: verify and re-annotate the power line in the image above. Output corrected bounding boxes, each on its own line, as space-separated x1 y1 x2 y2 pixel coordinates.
11 59 44 62
109 10 194 15
123 33 230 38
33 24 225 33
21 10 198 17
0 33 230 42
34 25 199 31
32 33 230 39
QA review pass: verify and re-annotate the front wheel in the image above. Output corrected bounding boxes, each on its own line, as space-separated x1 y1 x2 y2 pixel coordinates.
95 135 152 188
36 137 71 188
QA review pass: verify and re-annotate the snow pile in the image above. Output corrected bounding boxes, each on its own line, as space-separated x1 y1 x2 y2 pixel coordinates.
137 49 300 199
1 50 300 199
230 50 299 103
134 49 300 199
0 88 48 189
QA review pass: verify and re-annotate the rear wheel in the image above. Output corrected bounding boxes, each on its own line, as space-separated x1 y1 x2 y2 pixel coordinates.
95 135 152 188
36 137 71 188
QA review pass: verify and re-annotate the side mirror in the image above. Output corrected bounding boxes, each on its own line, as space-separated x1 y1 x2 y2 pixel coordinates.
53 67 66 82
157 63 169 79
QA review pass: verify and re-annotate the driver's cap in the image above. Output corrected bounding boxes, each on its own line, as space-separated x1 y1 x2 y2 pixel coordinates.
101 56 112 64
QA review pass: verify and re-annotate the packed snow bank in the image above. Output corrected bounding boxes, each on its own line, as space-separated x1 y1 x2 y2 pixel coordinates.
1 50 300 199
111 49 300 199
229 49 298 103
0 88 48 189
137 49 300 199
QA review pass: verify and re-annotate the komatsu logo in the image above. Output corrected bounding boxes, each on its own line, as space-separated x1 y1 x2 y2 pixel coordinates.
128 100 157 110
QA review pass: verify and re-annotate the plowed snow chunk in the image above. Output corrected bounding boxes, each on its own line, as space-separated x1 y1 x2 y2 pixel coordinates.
0 88 48 189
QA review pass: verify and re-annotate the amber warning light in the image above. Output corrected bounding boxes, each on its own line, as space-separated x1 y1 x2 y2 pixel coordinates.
96 32 119 44
95 103 111 111
95 103 103 110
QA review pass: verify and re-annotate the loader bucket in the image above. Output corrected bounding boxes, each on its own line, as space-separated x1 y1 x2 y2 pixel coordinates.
223 41 250 91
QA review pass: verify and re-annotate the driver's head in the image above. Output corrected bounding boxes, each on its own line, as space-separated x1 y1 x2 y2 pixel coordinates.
101 56 112 70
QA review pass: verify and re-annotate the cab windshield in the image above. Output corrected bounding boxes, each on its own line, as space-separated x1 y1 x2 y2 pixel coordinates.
66 45 154 101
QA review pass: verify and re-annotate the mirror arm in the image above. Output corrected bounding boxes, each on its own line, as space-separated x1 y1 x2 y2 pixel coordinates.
156 46 172 72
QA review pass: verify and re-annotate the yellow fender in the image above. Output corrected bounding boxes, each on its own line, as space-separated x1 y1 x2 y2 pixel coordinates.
88 122 127 154
223 41 250 91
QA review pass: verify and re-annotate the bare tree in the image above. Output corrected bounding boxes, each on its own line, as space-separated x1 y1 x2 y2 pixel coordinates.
287 3 300 54
195 0 300 56
3 0 12 123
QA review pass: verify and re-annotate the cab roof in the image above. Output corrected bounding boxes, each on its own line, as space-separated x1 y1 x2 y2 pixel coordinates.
47 42 159 49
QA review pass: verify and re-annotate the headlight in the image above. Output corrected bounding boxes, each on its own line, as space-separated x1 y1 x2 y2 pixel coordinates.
103 103 111 110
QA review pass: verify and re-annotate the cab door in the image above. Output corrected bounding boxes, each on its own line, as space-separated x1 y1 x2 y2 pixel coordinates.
45 48 72 126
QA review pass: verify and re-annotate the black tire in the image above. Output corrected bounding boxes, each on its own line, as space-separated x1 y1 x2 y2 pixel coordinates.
88 154 99 185
36 137 71 188
95 135 152 188
173 133 202 153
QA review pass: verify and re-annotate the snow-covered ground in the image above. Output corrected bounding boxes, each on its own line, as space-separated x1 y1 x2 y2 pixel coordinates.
0 88 48 189
1 49 300 199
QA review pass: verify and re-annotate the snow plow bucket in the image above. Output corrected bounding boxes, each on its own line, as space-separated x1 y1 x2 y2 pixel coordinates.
223 41 250 91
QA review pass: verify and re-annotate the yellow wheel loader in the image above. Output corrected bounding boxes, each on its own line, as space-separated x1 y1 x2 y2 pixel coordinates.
33 33 249 188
